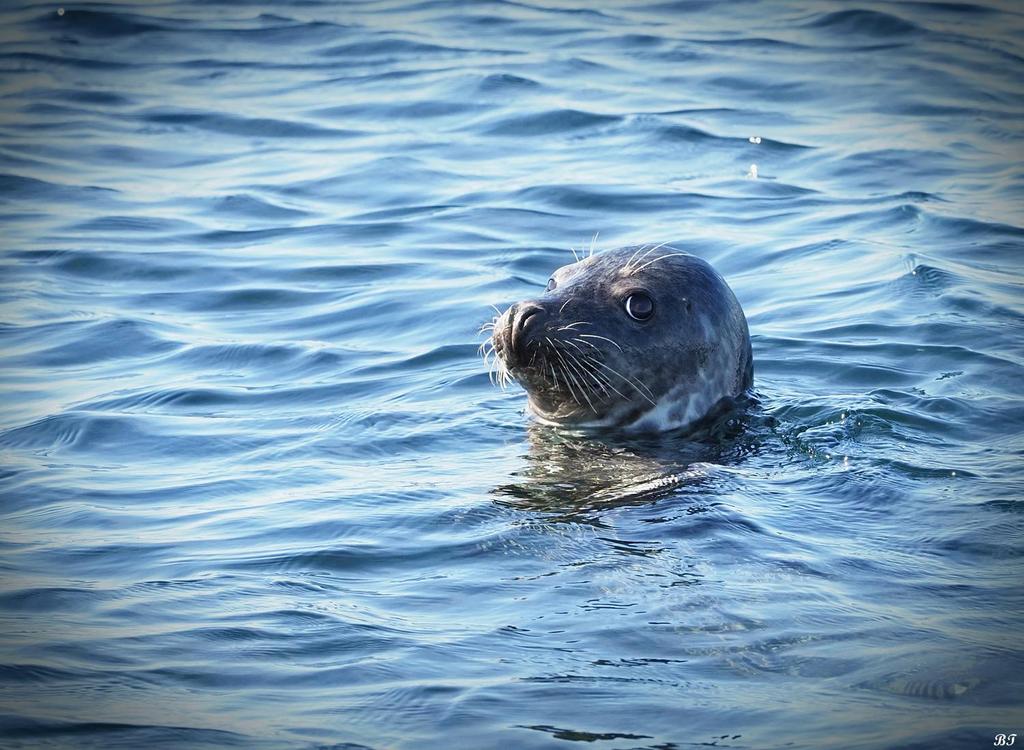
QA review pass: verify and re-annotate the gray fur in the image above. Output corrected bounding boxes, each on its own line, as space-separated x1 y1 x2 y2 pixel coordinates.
486 245 753 433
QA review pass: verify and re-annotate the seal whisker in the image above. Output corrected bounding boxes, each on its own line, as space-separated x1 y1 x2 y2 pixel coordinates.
590 231 599 257
604 360 656 400
559 365 584 408
577 362 612 399
631 252 687 275
478 340 494 383
557 321 588 331
563 349 608 405
479 346 493 370
486 355 498 387
562 338 606 377
589 358 657 405
548 363 560 389
570 246 581 263
625 242 661 272
546 337 583 408
486 337 511 389
625 241 671 273
579 333 623 352
576 352 630 401
571 337 601 351
556 354 586 409
567 351 604 413
571 343 625 401
544 336 569 397
560 351 598 413
482 353 494 386
625 243 650 272
561 344 598 385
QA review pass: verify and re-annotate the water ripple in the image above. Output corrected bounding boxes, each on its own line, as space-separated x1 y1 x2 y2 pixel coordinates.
1 0 1022 748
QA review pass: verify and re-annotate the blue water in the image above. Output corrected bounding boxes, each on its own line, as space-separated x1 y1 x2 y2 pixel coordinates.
2 1 1023 748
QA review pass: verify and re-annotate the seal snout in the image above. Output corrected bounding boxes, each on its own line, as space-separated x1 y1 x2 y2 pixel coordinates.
499 300 547 368
513 302 544 343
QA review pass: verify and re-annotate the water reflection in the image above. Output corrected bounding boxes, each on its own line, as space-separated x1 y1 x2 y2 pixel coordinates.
492 400 760 519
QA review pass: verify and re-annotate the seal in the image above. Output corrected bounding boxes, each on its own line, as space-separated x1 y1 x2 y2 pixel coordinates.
484 244 753 433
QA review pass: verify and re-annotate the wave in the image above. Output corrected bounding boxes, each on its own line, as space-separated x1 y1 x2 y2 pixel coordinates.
802 9 921 38
140 109 363 139
1 0 1022 747
481 108 621 136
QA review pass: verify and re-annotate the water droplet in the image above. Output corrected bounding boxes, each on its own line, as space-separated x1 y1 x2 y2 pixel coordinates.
749 135 761 144
746 163 758 179
57 7 65 15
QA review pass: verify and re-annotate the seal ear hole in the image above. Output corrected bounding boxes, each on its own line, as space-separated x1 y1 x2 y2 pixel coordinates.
545 278 557 292
624 292 654 321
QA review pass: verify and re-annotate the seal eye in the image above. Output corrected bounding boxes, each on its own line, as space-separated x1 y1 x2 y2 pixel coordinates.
545 278 557 292
624 292 654 321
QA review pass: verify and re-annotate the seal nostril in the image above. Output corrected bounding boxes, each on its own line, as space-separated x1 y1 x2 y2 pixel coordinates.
510 302 545 360
519 306 542 332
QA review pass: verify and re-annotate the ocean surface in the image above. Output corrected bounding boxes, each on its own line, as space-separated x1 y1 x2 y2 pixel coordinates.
1 1 1023 748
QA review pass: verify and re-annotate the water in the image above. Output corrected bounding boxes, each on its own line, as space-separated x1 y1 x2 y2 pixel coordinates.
1 1 1023 747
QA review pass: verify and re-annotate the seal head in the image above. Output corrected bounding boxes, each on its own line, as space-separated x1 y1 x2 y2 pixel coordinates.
488 245 752 433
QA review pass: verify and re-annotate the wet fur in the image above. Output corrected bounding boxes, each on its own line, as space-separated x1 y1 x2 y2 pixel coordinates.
484 245 753 433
